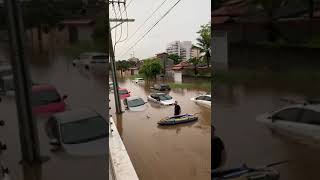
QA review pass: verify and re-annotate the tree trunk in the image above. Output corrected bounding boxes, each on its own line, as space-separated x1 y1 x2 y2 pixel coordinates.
206 53 210 67
37 25 43 54
194 64 198 75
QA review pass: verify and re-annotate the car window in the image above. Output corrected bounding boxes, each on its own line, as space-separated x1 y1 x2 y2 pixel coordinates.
128 98 145 107
272 108 302 122
196 96 205 100
204 96 211 101
61 116 108 144
159 95 172 101
300 109 320 125
119 89 129 95
31 90 61 106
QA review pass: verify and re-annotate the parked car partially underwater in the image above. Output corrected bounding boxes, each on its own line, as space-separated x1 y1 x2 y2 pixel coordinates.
132 78 144 84
46 108 108 156
147 93 175 106
190 94 211 108
123 96 147 111
151 84 171 91
118 88 131 99
31 84 68 115
72 52 107 70
256 99 320 146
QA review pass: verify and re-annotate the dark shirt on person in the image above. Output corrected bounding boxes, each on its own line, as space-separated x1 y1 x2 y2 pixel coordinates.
174 104 181 116
212 136 225 170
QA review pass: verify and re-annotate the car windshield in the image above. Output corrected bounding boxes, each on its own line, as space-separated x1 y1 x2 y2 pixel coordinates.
159 94 172 101
119 89 129 95
127 98 145 107
31 90 61 106
61 116 108 144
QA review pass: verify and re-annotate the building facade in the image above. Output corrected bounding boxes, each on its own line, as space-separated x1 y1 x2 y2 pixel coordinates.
166 41 192 61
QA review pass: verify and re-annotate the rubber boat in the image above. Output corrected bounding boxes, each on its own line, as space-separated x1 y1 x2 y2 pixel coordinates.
158 114 198 125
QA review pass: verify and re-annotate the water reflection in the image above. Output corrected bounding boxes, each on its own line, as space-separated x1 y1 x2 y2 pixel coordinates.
110 76 211 180
214 83 320 180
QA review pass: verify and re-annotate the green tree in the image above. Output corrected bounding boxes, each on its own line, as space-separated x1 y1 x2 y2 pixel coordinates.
189 57 201 75
196 23 211 67
168 54 182 65
116 60 131 76
139 59 162 79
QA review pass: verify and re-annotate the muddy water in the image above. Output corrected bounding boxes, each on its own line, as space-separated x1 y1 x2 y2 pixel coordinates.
214 84 320 180
109 78 211 180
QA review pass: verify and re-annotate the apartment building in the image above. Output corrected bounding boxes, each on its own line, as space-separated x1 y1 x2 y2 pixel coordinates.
166 41 192 61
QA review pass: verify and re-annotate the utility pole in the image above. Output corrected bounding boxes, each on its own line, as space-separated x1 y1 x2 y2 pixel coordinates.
5 0 43 165
108 0 134 114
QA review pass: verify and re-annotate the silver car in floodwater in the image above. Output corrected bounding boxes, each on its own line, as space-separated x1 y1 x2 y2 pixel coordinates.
123 96 148 111
46 108 108 156
256 103 320 146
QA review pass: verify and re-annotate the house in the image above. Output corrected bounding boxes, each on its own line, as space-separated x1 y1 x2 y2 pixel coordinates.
61 19 95 43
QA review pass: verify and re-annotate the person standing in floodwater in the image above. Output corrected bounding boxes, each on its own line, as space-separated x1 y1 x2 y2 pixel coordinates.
212 125 226 170
174 101 181 116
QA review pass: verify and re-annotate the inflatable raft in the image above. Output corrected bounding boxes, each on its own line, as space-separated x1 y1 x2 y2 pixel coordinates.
158 114 198 125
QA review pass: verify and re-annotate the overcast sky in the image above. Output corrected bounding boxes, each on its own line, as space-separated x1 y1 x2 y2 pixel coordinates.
110 0 211 60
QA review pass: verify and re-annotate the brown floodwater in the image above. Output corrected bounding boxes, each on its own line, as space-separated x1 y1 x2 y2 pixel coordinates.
109 78 211 180
214 84 320 180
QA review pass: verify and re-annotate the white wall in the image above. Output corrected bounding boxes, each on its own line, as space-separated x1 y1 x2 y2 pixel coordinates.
212 31 228 70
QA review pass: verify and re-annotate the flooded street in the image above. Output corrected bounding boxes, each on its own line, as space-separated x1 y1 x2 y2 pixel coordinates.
109 78 211 180
0 51 108 180
214 84 320 180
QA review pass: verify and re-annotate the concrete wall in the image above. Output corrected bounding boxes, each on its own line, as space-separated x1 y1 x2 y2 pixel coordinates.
212 31 228 70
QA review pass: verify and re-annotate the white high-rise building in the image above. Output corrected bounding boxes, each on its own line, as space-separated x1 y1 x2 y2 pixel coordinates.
166 41 192 61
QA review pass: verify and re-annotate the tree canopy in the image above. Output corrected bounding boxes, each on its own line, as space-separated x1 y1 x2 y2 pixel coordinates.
139 59 162 79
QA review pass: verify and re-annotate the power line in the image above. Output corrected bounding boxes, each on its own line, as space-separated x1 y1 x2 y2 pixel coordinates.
125 0 168 43
119 0 183 58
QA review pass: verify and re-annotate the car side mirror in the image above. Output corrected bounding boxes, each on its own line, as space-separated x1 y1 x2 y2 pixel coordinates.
62 95 68 100
49 139 60 146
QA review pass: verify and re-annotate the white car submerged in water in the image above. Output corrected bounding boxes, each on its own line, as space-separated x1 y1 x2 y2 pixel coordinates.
190 94 211 108
147 93 175 106
123 96 147 111
256 102 320 146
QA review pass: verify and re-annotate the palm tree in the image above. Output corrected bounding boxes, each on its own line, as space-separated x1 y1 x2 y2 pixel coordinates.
196 23 211 67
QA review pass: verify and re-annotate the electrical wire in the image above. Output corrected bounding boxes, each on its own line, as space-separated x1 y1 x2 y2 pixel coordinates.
119 0 183 58
118 3 129 43
125 0 168 43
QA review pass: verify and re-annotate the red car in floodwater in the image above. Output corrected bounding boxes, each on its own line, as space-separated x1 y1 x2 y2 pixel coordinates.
31 84 68 115
118 88 130 99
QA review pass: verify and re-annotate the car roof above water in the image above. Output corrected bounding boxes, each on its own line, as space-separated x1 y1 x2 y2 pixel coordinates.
278 104 320 113
126 96 142 101
52 108 101 124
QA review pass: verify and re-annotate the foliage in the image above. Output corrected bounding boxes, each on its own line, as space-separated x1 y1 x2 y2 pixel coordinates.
189 57 202 75
196 23 211 67
168 54 182 65
139 59 162 79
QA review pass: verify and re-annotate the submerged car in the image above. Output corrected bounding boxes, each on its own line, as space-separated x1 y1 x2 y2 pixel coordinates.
46 108 108 156
132 78 144 84
123 96 147 111
256 103 320 145
147 93 175 106
72 52 107 70
190 94 211 108
31 84 68 114
151 84 171 91
118 88 130 99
